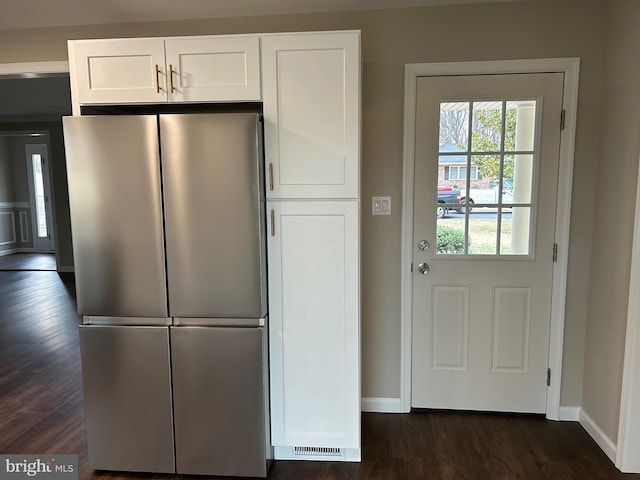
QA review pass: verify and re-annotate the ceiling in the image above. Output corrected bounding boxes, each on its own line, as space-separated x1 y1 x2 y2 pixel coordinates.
0 0 521 31
0 0 520 120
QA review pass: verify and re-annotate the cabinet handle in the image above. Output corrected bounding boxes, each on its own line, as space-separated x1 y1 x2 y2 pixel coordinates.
155 64 160 93
270 209 275 237
169 64 175 93
268 163 274 191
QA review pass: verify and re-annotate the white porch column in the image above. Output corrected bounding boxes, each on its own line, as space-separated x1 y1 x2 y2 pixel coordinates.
511 101 535 254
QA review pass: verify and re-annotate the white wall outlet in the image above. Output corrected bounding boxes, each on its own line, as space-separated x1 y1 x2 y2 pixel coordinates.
372 196 391 216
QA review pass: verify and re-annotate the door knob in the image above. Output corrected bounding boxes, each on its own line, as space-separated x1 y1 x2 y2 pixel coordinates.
417 262 429 275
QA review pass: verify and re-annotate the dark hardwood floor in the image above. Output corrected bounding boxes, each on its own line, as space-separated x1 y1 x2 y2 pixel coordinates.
0 271 637 479
0 253 57 271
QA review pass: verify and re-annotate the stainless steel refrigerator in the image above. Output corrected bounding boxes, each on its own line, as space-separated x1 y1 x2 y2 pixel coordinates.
63 113 271 477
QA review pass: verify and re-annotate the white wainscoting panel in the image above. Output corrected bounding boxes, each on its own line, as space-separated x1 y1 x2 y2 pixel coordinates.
19 211 29 243
0 212 16 246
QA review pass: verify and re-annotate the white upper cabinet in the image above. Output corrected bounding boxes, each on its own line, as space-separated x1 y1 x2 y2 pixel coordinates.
262 32 361 199
164 36 260 102
71 38 167 105
69 35 261 107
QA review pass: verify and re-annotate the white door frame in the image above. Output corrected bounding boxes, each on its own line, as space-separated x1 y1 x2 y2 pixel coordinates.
400 58 580 420
0 61 69 76
616 154 640 473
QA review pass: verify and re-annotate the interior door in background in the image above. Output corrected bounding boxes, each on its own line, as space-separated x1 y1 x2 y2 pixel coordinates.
411 73 564 413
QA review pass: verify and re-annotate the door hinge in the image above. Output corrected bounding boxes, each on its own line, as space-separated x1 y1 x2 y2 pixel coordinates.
552 243 558 262
546 368 551 387
560 109 566 131
411 262 414 273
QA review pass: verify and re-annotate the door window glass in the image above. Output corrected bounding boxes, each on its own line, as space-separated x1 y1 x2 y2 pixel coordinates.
436 100 537 256
31 153 48 238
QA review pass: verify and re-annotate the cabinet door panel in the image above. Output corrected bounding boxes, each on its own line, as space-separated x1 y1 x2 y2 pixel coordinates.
262 32 360 199
71 39 167 104
268 201 360 449
165 36 261 102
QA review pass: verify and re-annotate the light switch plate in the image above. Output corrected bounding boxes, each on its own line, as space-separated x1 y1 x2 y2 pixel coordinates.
372 196 391 216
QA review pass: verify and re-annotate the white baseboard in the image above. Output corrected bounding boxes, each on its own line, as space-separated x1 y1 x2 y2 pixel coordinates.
361 397 407 413
558 406 580 421
0 249 16 257
579 408 617 463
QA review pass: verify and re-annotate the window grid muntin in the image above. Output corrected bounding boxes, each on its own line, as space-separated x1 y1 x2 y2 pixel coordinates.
436 98 537 257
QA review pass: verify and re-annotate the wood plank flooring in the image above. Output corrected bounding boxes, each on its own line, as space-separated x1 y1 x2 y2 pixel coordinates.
0 253 57 271
0 271 638 479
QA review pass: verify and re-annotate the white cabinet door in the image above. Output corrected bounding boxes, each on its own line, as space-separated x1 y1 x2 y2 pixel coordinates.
267 201 360 456
165 36 261 102
71 38 167 105
262 32 360 199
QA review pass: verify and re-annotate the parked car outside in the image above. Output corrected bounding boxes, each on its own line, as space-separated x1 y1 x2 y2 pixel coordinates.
457 187 514 212
437 186 461 218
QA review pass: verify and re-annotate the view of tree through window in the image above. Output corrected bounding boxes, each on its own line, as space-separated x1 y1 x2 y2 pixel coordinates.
436 100 536 256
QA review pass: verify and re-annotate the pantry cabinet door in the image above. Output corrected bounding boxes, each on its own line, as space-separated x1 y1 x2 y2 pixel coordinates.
71 38 167 105
267 201 360 452
262 32 360 199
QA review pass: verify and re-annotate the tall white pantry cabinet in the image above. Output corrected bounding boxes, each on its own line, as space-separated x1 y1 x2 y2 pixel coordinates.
262 31 362 461
67 30 362 462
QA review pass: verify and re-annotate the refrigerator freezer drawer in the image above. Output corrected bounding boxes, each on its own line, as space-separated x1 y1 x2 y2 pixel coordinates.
171 326 272 477
79 325 175 473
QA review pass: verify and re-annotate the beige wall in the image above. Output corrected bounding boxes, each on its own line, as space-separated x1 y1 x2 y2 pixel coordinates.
582 0 640 442
0 0 608 404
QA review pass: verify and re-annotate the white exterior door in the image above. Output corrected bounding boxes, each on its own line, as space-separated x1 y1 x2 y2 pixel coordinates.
25 144 55 252
411 73 564 413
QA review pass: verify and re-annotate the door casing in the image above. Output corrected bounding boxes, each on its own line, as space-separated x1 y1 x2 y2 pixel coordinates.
399 58 580 420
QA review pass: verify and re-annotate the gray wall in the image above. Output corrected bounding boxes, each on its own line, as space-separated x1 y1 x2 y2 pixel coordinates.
0 137 11 202
0 136 14 252
582 0 640 443
0 134 34 252
0 0 615 409
9 136 32 202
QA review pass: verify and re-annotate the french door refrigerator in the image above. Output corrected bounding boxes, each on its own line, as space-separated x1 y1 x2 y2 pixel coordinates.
63 113 271 477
